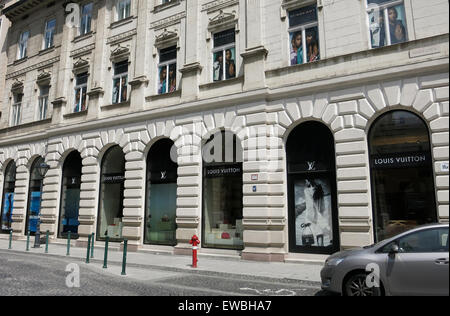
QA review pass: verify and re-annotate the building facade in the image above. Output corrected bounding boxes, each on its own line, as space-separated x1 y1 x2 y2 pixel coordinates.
0 0 448 262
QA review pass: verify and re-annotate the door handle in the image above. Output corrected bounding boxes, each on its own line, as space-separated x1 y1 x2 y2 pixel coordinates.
435 258 449 265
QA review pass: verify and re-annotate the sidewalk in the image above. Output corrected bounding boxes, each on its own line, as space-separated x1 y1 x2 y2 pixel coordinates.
0 237 323 283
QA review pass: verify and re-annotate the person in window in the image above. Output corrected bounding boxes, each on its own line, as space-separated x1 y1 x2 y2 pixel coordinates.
158 67 167 94
112 80 120 103
225 49 235 79
168 66 176 93
306 30 319 62
74 89 81 112
213 53 224 81
290 32 303 65
80 91 86 112
121 78 127 102
370 12 386 48
392 20 406 44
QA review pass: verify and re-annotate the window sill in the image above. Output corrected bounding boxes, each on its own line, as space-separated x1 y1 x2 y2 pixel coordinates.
5 117 52 132
63 110 88 119
38 46 55 56
199 76 244 90
110 16 134 29
146 89 181 102
153 0 181 13
73 31 94 43
13 57 28 65
101 100 130 110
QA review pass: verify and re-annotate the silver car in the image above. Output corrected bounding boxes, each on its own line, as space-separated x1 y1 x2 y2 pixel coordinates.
321 223 449 296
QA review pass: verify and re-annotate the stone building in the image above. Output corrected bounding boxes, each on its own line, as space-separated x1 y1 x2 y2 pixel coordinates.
0 0 448 262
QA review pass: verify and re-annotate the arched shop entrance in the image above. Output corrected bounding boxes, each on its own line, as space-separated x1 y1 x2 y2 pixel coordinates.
97 145 125 242
144 138 178 246
1 161 16 233
202 130 244 250
58 151 82 238
369 110 437 241
25 156 45 235
286 122 339 255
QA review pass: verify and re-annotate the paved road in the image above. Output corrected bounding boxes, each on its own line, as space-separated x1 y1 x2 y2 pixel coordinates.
0 250 328 296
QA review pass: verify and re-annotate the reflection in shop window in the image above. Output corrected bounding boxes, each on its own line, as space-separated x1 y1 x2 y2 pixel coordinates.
98 146 125 242
369 111 437 242
367 0 408 48
202 131 243 250
1 161 16 233
288 4 320 65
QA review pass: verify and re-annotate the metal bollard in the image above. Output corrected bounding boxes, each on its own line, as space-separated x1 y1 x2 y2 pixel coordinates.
8 230 12 249
45 231 49 253
90 233 95 258
103 236 109 269
121 239 128 276
26 231 30 251
66 231 71 256
86 234 91 264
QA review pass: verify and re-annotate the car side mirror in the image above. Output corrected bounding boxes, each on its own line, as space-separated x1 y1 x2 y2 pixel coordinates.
389 244 399 255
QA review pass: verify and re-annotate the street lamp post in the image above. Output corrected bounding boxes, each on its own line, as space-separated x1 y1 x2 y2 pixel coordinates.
33 162 50 248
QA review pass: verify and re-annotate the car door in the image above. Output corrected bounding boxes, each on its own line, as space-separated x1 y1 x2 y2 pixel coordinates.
385 227 449 296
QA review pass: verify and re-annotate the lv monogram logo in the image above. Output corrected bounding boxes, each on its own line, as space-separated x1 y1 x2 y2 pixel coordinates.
161 171 167 180
307 161 316 171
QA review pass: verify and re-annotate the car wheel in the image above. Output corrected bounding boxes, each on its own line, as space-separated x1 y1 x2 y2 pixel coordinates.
344 273 383 296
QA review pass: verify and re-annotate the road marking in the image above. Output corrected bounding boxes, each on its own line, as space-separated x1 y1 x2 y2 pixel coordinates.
240 288 297 296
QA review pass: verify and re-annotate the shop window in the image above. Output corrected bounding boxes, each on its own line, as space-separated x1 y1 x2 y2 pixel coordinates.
80 3 93 36
58 151 82 239
202 131 243 250
158 46 177 95
286 122 339 254
369 111 437 242
38 85 49 121
43 19 56 50
97 146 125 242
74 72 88 112
1 161 16 233
145 139 178 246
112 60 128 104
288 4 320 65
25 157 45 235
212 29 236 82
367 0 408 48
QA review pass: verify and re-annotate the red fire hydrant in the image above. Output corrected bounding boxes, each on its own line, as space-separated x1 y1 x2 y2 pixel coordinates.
189 235 200 268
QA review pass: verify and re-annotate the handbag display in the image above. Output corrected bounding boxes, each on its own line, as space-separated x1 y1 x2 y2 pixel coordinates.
301 223 315 246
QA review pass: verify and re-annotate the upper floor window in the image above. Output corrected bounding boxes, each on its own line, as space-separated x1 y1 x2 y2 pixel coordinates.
18 31 29 60
11 93 23 126
117 0 131 21
367 0 408 48
80 3 93 36
213 29 236 82
112 60 128 104
38 86 49 120
158 46 177 94
288 4 320 65
43 19 56 50
74 73 88 113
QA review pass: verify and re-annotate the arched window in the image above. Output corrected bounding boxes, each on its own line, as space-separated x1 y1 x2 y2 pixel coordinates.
1 161 16 233
286 122 339 254
145 139 178 246
26 157 45 235
58 151 82 238
369 110 437 241
202 130 244 250
97 146 125 241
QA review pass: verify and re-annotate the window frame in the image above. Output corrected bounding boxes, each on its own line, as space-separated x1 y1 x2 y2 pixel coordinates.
287 4 320 65
117 0 131 21
38 85 49 121
79 2 93 36
157 46 177 95
43 19 56 50
74 73 88 113
17 30 29 60
112 61 128 104
11 93 23 126
366 0 408 49
212 29 236 82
